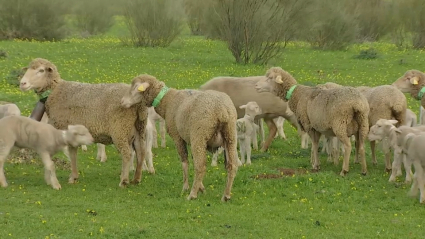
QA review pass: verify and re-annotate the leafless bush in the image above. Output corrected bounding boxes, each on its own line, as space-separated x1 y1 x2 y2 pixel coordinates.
0 0 67 41
404 0 425 49
184 0 208 35
73 0 115 36
123 0 185 47
204 0 311 65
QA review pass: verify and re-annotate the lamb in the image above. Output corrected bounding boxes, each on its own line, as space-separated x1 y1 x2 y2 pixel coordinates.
399 132 425 203
148 107 167 148
0 115 93 189
0 103 21 118
200 76 301 152
367 119 425 183
235 101 262 165
120 74 239 201
19 58 148 187
255 67 370 176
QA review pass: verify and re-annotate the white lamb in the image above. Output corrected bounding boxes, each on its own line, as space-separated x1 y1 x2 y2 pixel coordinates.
0 103 21 118
0 115 93 189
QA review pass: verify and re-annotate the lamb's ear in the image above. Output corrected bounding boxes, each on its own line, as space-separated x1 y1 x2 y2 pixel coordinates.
410 76 419 85
394 128 402 134
275 75 283 84
136 82 150 92
388 119 398 125
239 104 247 109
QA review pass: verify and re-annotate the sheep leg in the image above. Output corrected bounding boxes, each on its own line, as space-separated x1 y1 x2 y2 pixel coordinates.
67 146 79 184
130 150 136 171
187 141 207 200
0 145 12 187
409 171 419 198
174 138 190 191
301 132 310 149
159 120 166 148
39 152 61 190
211 147 221 167
152 122 158 148
403 154 413 183
261 118 277 152
384 151 392 173
258 118 265 148
331 137 340 165
389 151 402 182
131 133 147 184
144 135 154 174
252 118 259 151
112 138 133 186
278 118 286 139
222 125 238 202
369 140 377 165
245 136 252 165
352 130 367 175
239 138 246 165
96 143 107 162
308 130 321 170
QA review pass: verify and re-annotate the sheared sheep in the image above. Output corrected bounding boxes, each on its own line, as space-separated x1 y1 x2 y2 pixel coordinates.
121 74 239 201
0 115 93 189
400 132 425 203
255 67 370 176
368 119 425 183
148 107 167 148
19 58 148 187
235 101 262 165
200 76 301 152
0 103 21 118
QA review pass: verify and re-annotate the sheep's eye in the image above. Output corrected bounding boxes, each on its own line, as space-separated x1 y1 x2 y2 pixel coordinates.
39 69 45 73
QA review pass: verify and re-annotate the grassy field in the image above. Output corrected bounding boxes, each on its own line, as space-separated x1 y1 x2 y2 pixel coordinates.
1 21 425 239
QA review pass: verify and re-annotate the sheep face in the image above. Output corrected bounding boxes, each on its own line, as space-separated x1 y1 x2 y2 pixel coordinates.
121 81 149 108
255 77 276 94
392 70 424 93
121 74 160 108
240 101 262 117
20 59 56 92
65 125 94 147
368 119 398 141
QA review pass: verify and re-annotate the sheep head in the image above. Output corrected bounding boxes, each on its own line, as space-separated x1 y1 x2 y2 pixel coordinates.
255 67 297 101
368 119 398 141
391 70 425 100
121 74 164 108
20 58 60 93
65 125 94 147
240 101 262 118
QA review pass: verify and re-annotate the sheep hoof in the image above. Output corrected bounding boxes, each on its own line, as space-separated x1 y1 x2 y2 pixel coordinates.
81 145 87 151
148 168 155 174
52 184 62 190
187 194 197 200
221 195 231 202
68 177 78 184
1 182 8 187
408 190 418 198
119 180 129 187
211 162 218 167
388 176 396 182
361 172 367 176
130 179 140 185
339 170 348 177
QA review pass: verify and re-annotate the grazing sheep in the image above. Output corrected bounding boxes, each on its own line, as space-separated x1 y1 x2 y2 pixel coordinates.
121 74 239 201
400 132 425 203
367 119 425 183
148 107 167 148
19 58 148 187
0 115 93 189
404 109 417 127
255 67 370 176
200 76 301 152
0 103 21 118
235 101 262 165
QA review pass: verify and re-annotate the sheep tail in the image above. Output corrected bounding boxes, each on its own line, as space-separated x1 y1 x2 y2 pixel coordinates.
391 102 406 127
353 105 369 141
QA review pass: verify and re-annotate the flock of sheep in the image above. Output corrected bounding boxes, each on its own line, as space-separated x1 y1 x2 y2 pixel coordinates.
1 57 425 204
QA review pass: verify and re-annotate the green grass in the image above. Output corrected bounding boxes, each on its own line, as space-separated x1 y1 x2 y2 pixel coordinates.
1 22 425 239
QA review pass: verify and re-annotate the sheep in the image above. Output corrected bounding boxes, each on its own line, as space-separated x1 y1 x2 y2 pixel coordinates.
148 107 167 148
0 103 21 118
404 109 417 127
19 58 148 187
199 76 301 152
367 119 425 183
317 82 407 171
400 132 425 203
235 101 262 165
0 115 93 189
120 74 239 201
255 67 370 176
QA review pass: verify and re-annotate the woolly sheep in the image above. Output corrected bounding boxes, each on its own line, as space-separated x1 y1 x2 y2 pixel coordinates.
367 119 425 183
399 132 425 203
235 101 262 165
199 76 301 152
120 74 239 201
255 67 370 176
0 115 93 189
19 58 148 187
0 103 21 118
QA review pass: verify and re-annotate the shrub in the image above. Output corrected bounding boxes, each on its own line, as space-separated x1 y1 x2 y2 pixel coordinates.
73 0 115 36
0 0 67 41
5 68 26 87
354 48 379 60
0 50 7 59
184 0 207 35
122 0 185 47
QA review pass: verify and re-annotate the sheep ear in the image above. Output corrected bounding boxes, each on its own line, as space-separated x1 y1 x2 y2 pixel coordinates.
388 119 398 125
410 76 419 85
239 105 247 109
275 75 283 84
47 67 53 72
137 82 150 92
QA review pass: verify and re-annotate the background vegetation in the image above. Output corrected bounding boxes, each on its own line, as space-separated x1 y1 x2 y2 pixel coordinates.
1 0 425 238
